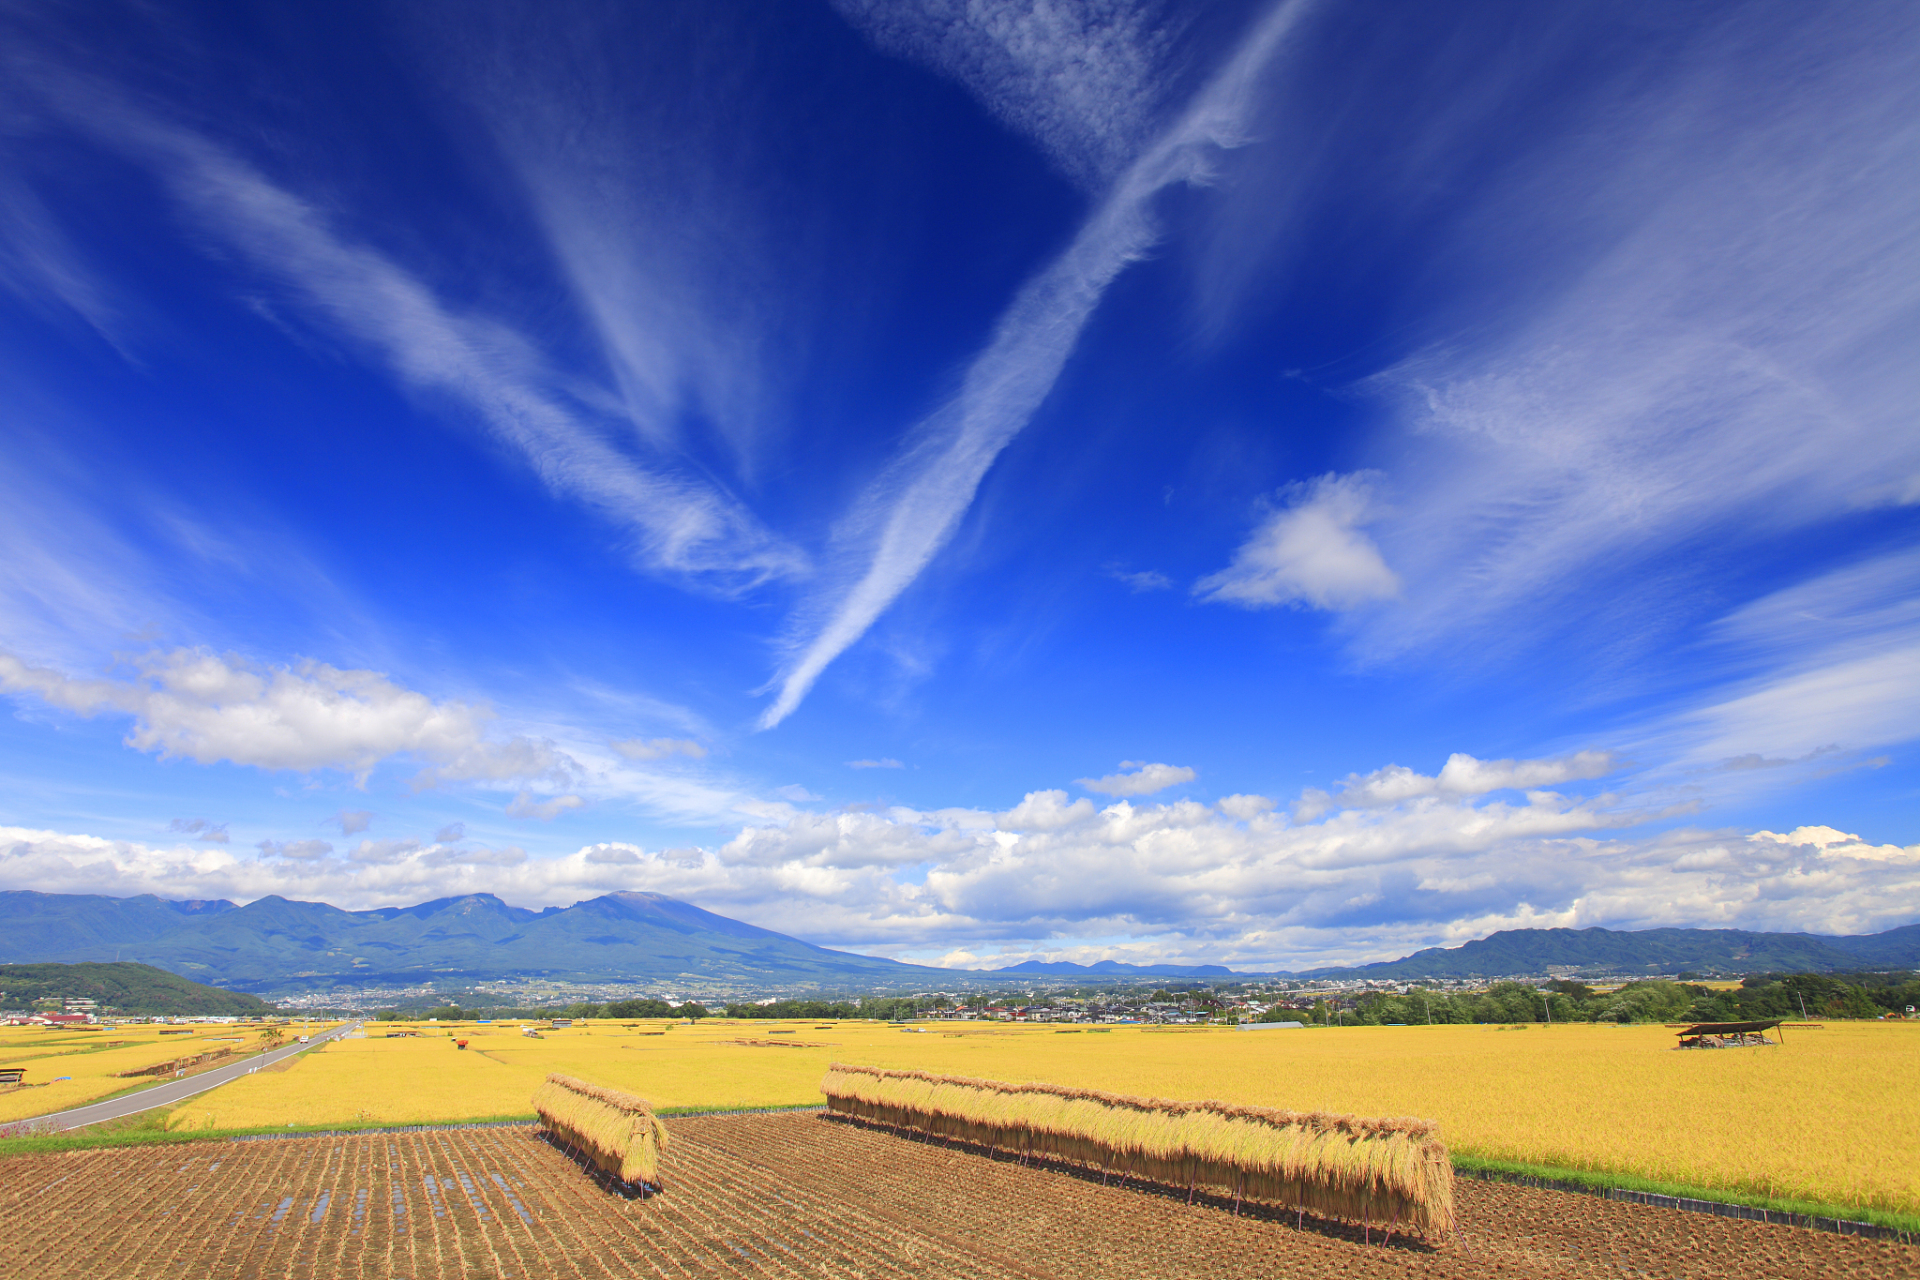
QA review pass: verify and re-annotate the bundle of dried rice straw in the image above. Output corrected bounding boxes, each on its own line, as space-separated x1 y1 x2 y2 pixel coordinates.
532 1073 671 1187
821 1064 1452 1238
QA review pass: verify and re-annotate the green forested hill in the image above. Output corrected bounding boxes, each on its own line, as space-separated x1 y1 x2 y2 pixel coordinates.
0 962 277 1016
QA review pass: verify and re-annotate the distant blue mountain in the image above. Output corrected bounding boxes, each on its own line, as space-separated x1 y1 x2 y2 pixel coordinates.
0 889 948 994
6 890 1913 994
1295 924 1920 980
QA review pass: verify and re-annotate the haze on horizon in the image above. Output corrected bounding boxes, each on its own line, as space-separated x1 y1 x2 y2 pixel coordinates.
1 0 1916 973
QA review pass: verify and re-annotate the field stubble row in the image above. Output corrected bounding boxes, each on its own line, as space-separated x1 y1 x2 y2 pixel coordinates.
1 1112 1913 1279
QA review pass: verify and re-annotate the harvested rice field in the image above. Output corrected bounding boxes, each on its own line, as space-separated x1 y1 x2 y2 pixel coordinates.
2 1112 1911 1280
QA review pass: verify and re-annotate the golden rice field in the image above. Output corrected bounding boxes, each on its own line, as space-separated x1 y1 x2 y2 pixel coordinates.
160 1018 1920 1216
0 1022 289 1123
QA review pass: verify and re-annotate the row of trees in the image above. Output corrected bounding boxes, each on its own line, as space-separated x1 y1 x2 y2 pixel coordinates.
368 970 1918 1027
1309 972 1917 1026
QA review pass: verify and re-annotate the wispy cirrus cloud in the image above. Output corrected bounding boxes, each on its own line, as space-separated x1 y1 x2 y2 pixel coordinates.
1632 549 1920 780
1106 566 1172 593
759 1 1312 727
414 5 808 479
832 0 1177 188
1340 5 1920 667
0 168 127 351
7 61 805 594
611 738 708 763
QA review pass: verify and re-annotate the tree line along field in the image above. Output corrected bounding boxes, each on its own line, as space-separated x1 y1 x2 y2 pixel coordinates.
4 1112 1912 1280
158 1016 1920 1220
405 969 1920 1026
0 1022 289 1124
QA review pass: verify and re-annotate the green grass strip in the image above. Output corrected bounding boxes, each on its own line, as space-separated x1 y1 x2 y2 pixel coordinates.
0 1101 828 1156
655 1102 825 1117
0 1112 540 1156
1452 1153 1920 1234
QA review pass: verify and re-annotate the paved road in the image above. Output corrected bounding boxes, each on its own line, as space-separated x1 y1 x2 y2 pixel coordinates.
0 1022 361 1135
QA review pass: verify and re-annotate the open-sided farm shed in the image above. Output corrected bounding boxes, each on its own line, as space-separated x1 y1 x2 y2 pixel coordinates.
1675 1021 1784 1049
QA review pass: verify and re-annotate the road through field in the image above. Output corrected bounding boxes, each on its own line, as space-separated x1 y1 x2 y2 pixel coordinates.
0 1022 360 1135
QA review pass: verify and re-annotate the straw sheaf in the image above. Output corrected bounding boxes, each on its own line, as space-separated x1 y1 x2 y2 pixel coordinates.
821 1063 1453 1238
532 1072 671 1186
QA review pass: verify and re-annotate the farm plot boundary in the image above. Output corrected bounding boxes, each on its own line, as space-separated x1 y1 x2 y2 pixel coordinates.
3 1113 1914 1280
1456 1163 1919 1243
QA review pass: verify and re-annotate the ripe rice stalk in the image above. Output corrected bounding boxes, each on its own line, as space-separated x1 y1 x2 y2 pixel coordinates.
532 1073 671 1186
821 1063 1453 1238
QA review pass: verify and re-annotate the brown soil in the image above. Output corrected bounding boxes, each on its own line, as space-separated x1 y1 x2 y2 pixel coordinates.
0 1111 1909 1279
118 1048 237 1079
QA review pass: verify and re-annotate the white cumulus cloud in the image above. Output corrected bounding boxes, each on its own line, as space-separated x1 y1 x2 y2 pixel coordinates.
348 838 421 865
4 749 1915 967
0 648 578 789
257 838 333 861
1076 761 1198 798
1297 751 1618 819
333 809 373 835
1194 472 1399 611
504 793 586 822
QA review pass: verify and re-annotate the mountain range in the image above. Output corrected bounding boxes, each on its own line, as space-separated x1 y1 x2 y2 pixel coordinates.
2 890 1916 995
0 889 945 996
1296 924 1920 980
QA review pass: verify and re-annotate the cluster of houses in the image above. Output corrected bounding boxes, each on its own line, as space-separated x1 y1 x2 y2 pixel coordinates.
1 997 100 1027
1 998 270 1028
912 994 1317 1025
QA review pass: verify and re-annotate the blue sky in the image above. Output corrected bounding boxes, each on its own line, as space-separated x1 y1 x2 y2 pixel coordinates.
1 0 1917 970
